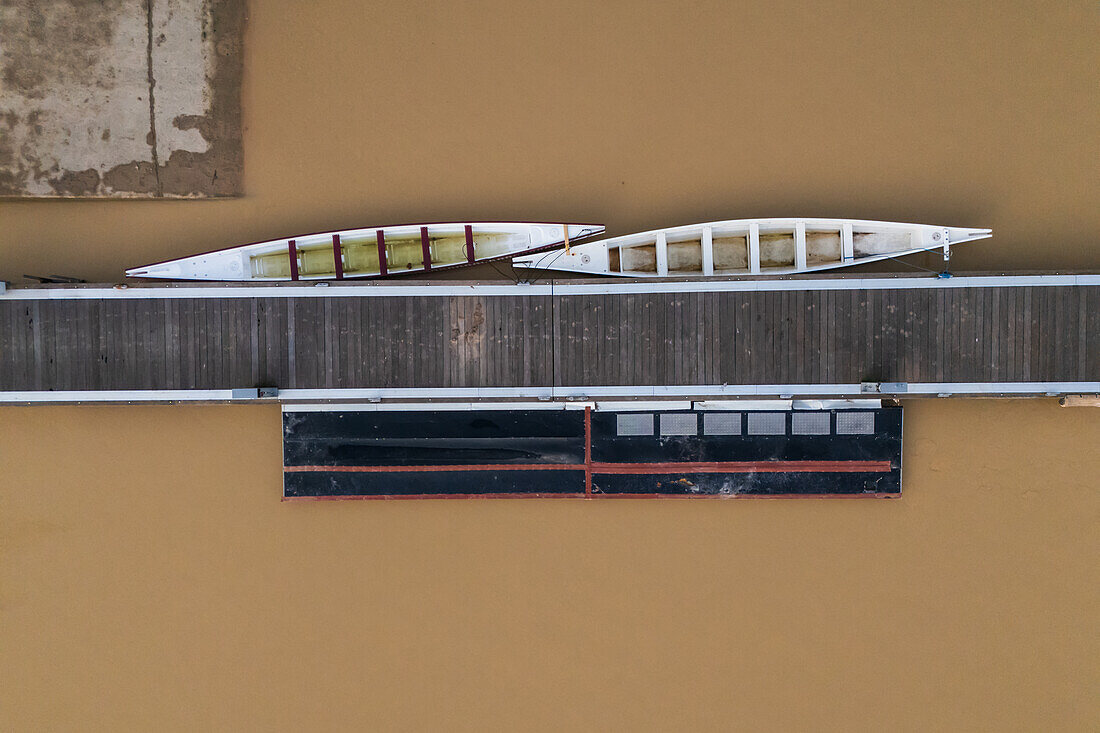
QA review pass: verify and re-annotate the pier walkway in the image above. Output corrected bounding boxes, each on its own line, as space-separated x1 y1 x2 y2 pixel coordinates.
1 274 1096 403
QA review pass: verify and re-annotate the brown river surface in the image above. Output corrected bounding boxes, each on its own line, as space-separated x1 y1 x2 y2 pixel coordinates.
2 2 1098 729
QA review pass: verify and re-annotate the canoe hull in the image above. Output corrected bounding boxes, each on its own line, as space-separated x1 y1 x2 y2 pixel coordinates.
127 222 604 281
512 218 992 277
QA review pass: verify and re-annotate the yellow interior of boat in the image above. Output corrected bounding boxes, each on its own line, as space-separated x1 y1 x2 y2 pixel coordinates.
250 232 519 278
615 229 913 273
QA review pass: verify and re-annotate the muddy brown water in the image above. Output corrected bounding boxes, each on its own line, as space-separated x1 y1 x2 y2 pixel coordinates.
1 1 1098 729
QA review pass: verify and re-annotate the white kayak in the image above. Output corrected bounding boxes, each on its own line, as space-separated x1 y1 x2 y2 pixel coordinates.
511 218 992 277
126 222 604 281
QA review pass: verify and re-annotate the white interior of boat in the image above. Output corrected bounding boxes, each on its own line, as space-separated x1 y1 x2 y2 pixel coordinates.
126 223 603 280
513 219 992 277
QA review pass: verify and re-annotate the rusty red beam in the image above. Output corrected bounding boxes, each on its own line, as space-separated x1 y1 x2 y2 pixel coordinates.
376 230 388 276
590 461 893 474
284 492 899 502
464 224 475 263
284 460 891 474
284 463 585 473
421 226 432 271
288 239 299 281
332 234 344 279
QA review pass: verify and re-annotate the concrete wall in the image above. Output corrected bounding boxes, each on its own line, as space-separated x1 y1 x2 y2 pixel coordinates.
0 0 243 197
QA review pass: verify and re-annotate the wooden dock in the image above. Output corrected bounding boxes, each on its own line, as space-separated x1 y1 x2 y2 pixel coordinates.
1 274 1097 402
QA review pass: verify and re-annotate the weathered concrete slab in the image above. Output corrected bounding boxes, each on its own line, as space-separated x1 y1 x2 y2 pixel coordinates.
0 0 243 197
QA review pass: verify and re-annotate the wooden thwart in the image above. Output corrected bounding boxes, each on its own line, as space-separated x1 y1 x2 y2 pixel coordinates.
331 235 344 280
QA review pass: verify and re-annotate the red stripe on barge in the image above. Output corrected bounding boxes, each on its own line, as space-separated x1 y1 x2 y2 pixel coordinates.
332 234 344 279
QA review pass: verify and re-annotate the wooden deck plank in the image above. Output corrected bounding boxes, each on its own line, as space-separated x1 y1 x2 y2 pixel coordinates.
191 298 206 389
1038 287 1051 380
59 300 75 389
13 302 31 390
135 298 150 390
921 288 934 383
151 299 166 389
853 290 867 380
45 301 64 390
343 299 357 389
666 294 680 386
73 299 90 390
997 287 1010 382
1054 287 1070 380
227 299 246 387
693 293 705 385
434 296 450 387
29 301 44 390
202 297 216 389
66 299 83 390
469 296 484 387
963 288 977 380
643 293 658 385
322 298 335 388
619 293 633 386
576 294 591 386
872 290 887 381
449 295 463 388
773 290 786 384
898 288 914 383
1023 287 1035 381
100 300 118 389
1044 287 1058 380
715 293 731 383
598 294 612 385
564 295 579 386
286 299 297 388
233 298 249 387
809 290 823 384
185 298 199 388
139 298 153 389
991 287 1004 381
0 306 13 390
260 299 275 386
942 288 957 382
1003 287 1017 382
594 293 610 386
148 299 164 389
550 293 563 387
354 297 371 387
1087 287 1100 380
212 297 226 389
818 290 831 383
743 291 759 385
1050 287 1063 380
346 298 361 387
707 292 721 385
1077 287 1089 380
536 295 553 387
274 298 289 388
